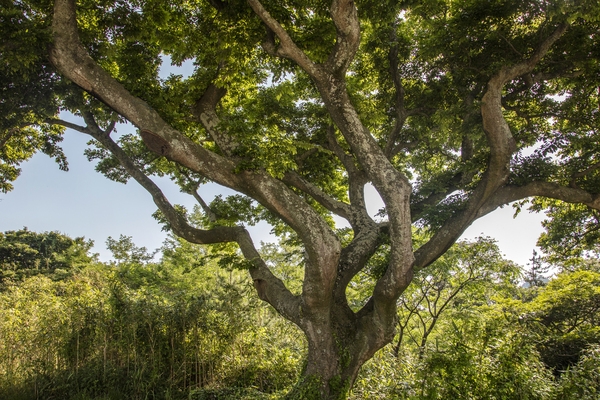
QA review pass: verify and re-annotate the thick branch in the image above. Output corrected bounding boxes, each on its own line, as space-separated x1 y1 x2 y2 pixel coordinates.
482 23 568 194
193 84 239 156
236 230 303 324
384 30 408 159
49 0 244 189
477 182 600 217
414 181 600 270
334 224 382 302
414 24 570 270
80 112 302 324
50 0 341 308
492 23 569 87
327 0 360 74
283 171 351 220
246 0 320 77
324 127 373 223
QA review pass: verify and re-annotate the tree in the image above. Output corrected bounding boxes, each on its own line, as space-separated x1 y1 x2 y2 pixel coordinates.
3 0 600 397
394 237 519 356
523 249 550 290
0 228 95 285
520 267 600 374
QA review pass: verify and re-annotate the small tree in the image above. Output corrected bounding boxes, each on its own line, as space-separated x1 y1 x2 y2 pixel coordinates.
524 249 550 289
3 0 600 397
521 268 600 374
394 237 519 356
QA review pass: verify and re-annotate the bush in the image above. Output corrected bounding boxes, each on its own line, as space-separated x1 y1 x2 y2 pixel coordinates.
553 344 600 400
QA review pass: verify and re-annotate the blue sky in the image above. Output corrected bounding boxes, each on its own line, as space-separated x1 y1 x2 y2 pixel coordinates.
0 57 546 265
0 127 546 266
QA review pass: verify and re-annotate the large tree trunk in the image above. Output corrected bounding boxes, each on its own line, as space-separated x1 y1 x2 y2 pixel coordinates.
286 298 398 399
286 336 365 399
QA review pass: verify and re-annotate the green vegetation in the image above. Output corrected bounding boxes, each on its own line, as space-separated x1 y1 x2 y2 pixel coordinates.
3 0 600 397
0 229 95 286
0 231 303 400
1 230 598 399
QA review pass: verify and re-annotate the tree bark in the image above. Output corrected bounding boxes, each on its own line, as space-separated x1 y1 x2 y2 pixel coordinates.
287 304 397 399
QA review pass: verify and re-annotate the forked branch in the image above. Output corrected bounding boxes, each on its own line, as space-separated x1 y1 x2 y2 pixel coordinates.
80 112 303 324
50 0 340 318
246 0 320 77
414 23 570 270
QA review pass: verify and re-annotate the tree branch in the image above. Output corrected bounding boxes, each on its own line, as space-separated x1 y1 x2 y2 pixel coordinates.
323 127 377 230
246 0 320 77
45 118 87 134
79 112 235 244
414 181 600 270
493 23 570 86
50 0 341 315
178 173 219 223
314 66 414 330
80 112 302 324
327 0 361 74
476 181 600 218
282 171 351 220
192 83 239 156
384 27 408 159
50 0 243 188
482 23 568 194
191 186 218 223
333 223 381 304
414 23 571 271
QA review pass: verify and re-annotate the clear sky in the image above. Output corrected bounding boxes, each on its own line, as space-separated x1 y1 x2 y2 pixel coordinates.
0 126 545 266
0 58 546 266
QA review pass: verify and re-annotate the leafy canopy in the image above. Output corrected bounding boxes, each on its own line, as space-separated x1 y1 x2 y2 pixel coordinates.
3 0 600 395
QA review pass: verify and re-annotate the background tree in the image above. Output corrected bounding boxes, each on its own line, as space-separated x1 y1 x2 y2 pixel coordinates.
0 228 95 286
393 237 520 356
524 249 550 289
3 0 600 397
519 267 600 374
0 231 302 400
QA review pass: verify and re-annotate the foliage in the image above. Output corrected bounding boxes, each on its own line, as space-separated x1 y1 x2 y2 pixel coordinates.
394 237 520 354
0 232 302 400
553 344 600 400
350 244 600 400
537 201 600 262
0 0 69 192
1 230 599 399
519 268 600 373
0 228 95 287
4 0 600 396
